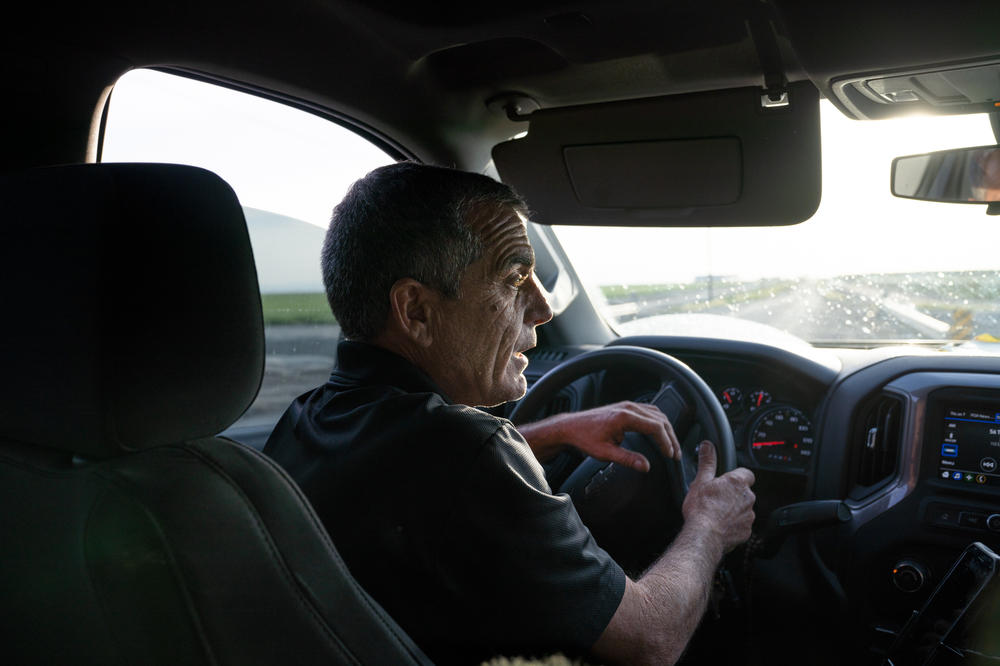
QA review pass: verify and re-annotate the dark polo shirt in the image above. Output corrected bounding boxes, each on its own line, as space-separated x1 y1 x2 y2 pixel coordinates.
264 341 625 664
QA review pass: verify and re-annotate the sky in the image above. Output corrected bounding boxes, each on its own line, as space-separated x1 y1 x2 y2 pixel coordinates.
102 69 394 229
103 69 1000 288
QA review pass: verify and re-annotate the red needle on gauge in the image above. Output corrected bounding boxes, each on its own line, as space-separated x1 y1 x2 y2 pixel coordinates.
752 440 785 448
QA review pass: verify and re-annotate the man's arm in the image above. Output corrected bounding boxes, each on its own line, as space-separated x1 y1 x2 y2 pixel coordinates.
590 441 756 666
517 401 682 471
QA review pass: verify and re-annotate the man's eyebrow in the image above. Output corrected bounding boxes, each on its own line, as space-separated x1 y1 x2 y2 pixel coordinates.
503 250 535 271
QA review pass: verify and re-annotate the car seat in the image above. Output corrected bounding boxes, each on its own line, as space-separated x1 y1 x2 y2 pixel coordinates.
0 163 432 665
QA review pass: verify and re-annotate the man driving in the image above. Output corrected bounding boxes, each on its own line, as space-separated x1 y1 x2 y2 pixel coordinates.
264 162 756 665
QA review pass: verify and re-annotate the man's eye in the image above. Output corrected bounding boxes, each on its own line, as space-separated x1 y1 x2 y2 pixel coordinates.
510 273 529 289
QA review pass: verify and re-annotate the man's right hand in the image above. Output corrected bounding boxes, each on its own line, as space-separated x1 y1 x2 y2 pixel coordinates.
592 440 757 665
682 440 756 553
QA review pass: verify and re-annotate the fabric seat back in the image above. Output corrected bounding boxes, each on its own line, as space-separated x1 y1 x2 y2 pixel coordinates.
0 163 431 665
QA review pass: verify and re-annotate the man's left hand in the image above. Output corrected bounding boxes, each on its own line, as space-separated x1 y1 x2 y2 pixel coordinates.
517 401 682 471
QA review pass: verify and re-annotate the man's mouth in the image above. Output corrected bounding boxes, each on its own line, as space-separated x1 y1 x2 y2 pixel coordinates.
513 347 533 364
513 344 534 359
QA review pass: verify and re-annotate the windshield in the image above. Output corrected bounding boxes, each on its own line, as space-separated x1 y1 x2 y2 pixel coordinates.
552 101 1000 348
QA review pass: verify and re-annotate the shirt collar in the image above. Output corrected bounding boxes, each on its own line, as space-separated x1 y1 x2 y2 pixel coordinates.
333 340 453 403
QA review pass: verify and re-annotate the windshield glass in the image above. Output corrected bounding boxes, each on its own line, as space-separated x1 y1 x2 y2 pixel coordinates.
552 101 1000 348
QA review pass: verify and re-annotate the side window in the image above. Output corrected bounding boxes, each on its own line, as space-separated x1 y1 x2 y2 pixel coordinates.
101 69 394 442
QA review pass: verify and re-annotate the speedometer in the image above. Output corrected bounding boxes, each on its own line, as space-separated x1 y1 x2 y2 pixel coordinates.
748 405 815 472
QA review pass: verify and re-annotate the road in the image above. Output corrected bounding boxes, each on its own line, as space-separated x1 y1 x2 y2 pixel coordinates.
617 277 1000 343
718 279 932 341
234 324 340 429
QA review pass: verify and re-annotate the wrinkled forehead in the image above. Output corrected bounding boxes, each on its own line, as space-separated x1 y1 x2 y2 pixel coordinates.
465 202 534 271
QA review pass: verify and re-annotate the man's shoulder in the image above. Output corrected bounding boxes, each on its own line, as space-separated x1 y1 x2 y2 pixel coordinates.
306 379 516 452
426 400 512 440
345 387 541 484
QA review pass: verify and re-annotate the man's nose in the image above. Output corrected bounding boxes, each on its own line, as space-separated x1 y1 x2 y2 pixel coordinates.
526 273 553 326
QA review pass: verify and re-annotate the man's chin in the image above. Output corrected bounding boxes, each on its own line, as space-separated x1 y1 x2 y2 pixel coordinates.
481 374 527 409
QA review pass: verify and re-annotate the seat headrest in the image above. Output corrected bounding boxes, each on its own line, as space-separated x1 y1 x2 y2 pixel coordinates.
0 163 264 458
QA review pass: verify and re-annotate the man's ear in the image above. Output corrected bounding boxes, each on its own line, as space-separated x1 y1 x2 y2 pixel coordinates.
386 278 437 347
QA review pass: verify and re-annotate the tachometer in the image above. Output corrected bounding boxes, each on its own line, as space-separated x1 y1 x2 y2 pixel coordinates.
748 405 814 472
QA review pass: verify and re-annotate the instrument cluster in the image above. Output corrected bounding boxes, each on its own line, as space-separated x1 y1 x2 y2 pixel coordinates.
717 386 815 474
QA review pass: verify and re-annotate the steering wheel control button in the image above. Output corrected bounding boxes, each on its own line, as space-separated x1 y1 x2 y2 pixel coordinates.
891 561 927 593
959 512 987 530
980 457 997 472
584 465 613 497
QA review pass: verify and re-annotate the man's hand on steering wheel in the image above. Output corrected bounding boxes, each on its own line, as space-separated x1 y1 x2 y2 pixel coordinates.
517 401 682 471
509 346 739 572
683 441 756 554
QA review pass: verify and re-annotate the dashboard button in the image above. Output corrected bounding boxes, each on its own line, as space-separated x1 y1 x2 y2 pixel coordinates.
891 560 927 593
988 514 1000 532
926 505 958 526
959 512 987 529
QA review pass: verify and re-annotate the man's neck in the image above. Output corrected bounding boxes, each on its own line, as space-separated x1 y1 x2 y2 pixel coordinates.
367 332 449 393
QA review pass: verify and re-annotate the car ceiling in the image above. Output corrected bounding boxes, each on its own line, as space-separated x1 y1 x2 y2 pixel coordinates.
5 0 1000 172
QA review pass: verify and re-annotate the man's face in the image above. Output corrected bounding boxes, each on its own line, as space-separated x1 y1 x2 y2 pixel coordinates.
974 149 1000 202
428 203 553 407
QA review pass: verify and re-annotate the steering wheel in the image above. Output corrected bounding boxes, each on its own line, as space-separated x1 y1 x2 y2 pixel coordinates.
509 345 735 574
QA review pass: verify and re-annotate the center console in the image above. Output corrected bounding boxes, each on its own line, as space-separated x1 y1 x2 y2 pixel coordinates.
834 376 1000 662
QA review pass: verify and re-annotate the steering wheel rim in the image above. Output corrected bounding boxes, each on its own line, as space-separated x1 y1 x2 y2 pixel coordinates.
509 345 735 573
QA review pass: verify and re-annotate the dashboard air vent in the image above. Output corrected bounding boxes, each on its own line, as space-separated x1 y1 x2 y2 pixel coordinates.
850 393 904 498
530 349 568 363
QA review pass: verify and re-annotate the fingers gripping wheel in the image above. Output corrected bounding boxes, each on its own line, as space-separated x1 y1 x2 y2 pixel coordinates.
509 346 735 574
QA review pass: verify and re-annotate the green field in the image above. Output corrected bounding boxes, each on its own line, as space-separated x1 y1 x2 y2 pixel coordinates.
260 292 336 325
600 283 696 299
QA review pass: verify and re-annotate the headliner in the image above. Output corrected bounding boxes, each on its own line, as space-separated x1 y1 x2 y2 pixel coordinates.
4 0 1000 170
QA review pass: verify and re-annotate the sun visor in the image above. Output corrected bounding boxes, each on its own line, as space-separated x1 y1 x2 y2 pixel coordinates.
492 81 821 226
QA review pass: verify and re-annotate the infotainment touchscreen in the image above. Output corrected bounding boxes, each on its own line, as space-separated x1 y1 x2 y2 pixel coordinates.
936 405 1000 488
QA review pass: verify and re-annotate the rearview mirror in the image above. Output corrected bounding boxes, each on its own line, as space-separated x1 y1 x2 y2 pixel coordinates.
892 145 1000 209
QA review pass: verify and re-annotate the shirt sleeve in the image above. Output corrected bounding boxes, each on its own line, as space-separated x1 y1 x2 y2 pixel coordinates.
435 421 626 660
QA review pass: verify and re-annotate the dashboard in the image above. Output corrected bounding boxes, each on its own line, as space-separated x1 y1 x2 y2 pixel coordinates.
520 335 1000 661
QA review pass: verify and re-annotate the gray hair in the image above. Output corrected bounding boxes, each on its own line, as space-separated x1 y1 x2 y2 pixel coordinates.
321 162 526 341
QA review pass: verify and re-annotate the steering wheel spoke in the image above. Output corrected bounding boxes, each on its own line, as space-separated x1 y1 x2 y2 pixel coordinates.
650 379 694 436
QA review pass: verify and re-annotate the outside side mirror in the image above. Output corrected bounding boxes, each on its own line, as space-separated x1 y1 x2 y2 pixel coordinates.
892 145 1000 214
